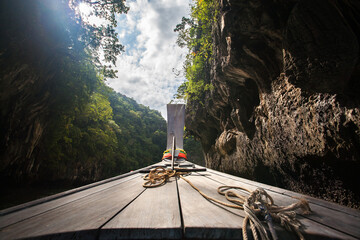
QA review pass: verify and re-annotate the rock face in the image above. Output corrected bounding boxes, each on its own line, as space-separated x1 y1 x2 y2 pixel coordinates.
0 1 68 182
186 0 360 208
0 63 49 181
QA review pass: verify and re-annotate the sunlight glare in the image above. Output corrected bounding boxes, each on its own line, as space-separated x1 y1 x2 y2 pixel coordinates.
78 2 106 26
78 2 92 16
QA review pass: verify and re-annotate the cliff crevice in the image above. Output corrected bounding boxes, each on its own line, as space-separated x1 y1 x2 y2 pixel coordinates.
186 0 360 208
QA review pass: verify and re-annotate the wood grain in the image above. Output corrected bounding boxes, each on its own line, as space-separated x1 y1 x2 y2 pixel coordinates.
0 175 145 240
177 173 245 239
0 167 153 217
100 176 182 239
203 169 360 239
205 167 360 218
1 160 359 240
0 173 142 230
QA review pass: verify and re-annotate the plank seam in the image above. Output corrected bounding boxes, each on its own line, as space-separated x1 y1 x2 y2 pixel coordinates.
300 214 360 239
206 169 360 218
0 170 147 216
202 171 359 239
96 188 147 240
175 177 185 239
188 173 246 217
184 172 246 212
0 174 141 230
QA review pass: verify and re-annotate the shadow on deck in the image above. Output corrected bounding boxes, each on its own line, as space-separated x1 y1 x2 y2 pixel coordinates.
0 162 359 239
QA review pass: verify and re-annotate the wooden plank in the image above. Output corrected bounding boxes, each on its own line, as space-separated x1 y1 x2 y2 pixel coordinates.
205 167 360 218
0 175 146 240
202 170 360 239
139 167 206 173
0 167 150 217
99 177 182 239
177 173 245 239
0 173 141 230
281 190 360 218
179 173 301 239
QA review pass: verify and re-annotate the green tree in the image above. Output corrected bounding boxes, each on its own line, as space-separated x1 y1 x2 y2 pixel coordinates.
68 0 129 77
0 0 168 186
184 136 205 166
174 0 218 101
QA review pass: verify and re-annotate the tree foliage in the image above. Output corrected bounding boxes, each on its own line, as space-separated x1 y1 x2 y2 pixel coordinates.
184 136 205 166
174 0 218 102
0 0 167 184
43 81 167 182
68 0 129 77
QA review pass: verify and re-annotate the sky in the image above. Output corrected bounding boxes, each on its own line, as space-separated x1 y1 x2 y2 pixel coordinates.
104 0 191 118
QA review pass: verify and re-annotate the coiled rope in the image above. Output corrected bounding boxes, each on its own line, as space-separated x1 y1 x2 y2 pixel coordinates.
143 167 311 240
143 167 176 188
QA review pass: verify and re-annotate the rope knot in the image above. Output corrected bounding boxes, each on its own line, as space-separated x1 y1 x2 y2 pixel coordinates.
142 170 311 240
143 167 176 188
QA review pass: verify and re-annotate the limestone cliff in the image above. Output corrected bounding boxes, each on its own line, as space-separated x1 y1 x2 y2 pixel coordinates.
186 0 360 208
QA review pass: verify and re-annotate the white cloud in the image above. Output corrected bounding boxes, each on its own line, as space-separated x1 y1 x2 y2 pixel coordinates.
106 0 191 118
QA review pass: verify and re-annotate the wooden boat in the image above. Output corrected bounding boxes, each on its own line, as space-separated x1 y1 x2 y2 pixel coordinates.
0 104 359 239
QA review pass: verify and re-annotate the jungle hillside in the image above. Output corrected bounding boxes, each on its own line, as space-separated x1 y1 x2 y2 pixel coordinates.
0 0 171 208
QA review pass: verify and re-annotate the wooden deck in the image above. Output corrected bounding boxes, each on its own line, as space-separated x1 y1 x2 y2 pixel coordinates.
0 162 359 240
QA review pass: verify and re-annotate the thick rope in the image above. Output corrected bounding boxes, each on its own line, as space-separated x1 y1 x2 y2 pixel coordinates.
143 167 311 240
142 167 177 188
